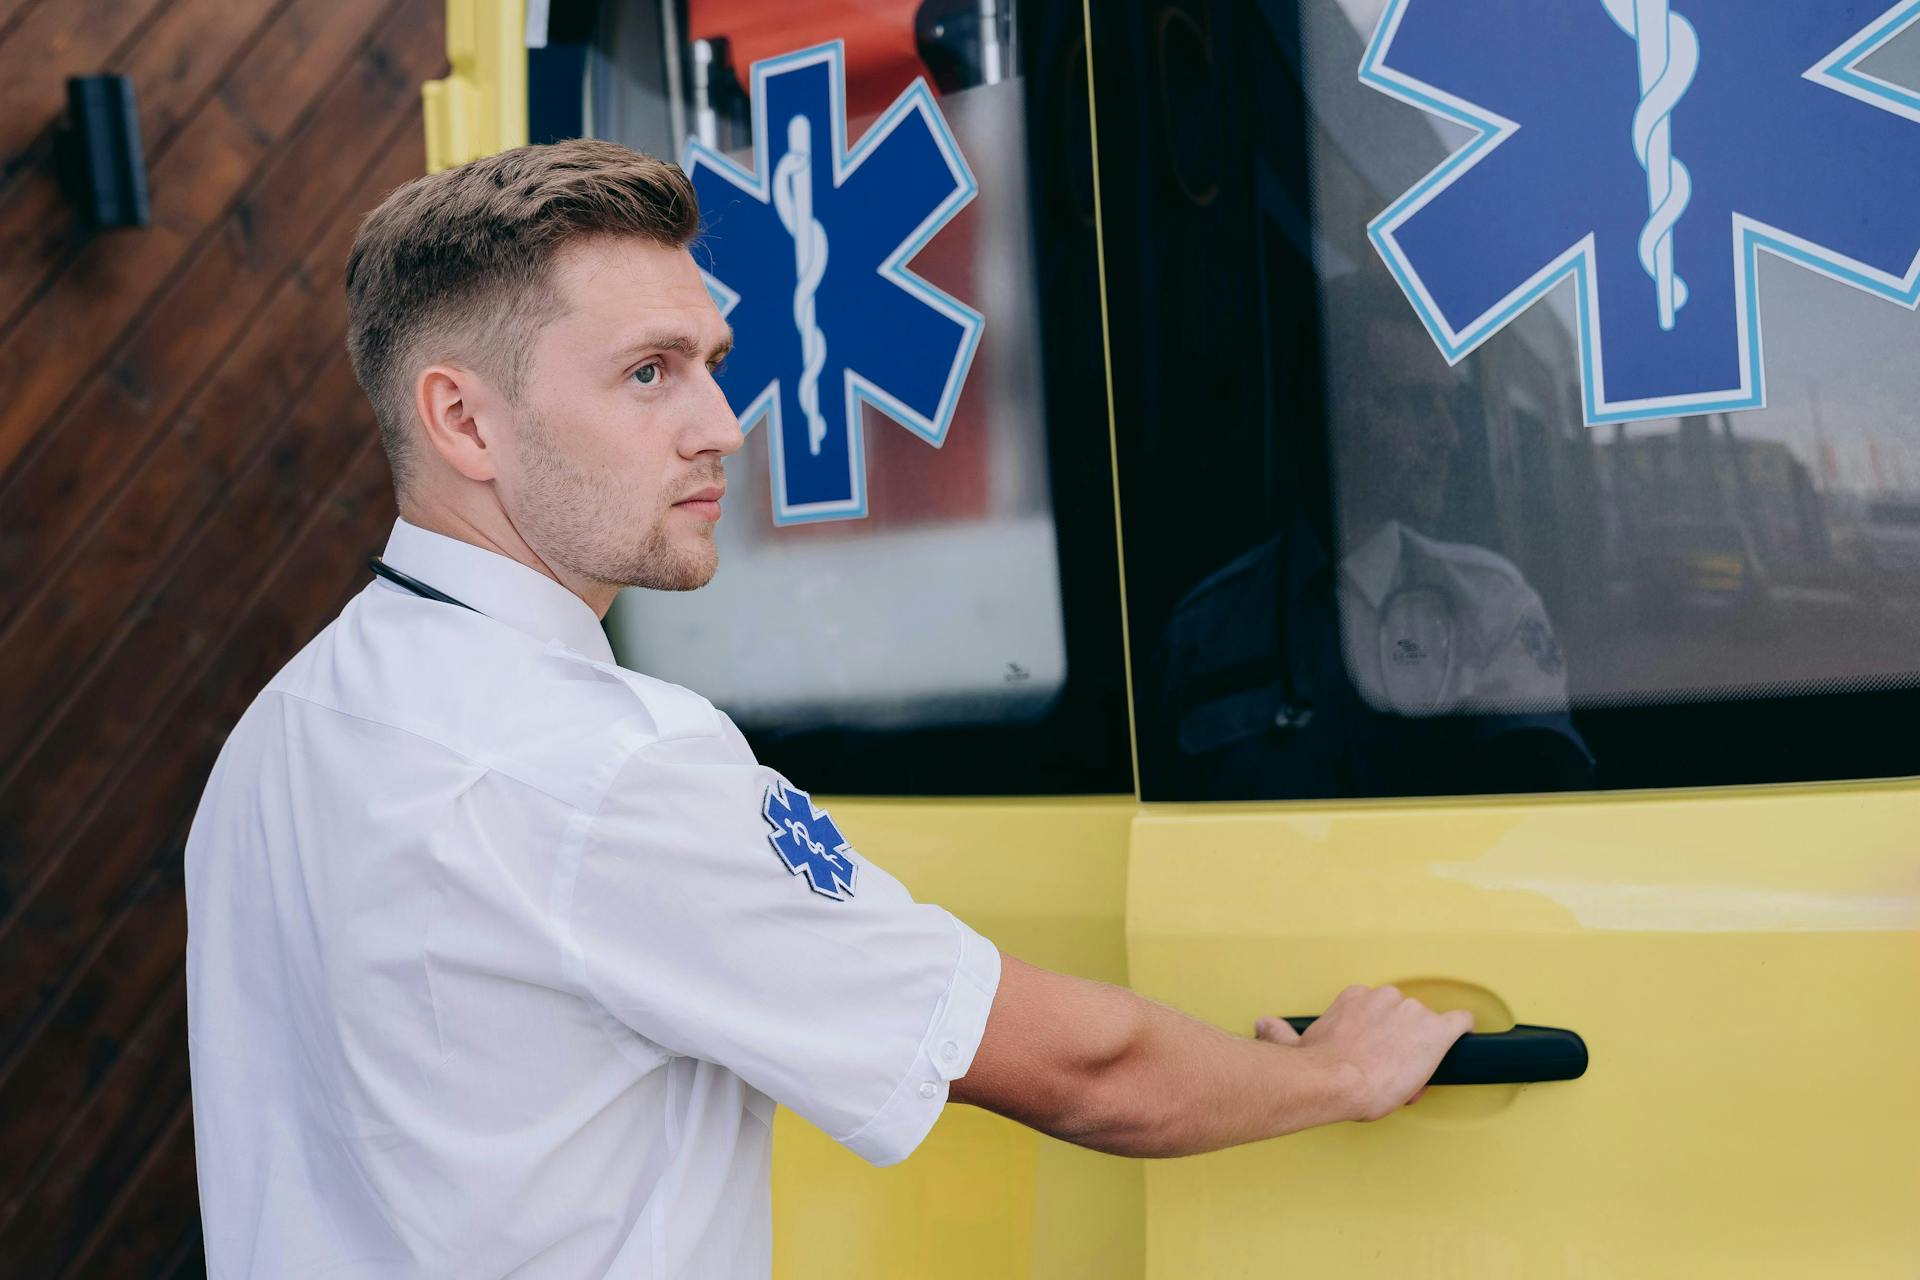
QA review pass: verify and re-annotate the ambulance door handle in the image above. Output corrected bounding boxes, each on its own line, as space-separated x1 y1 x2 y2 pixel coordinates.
1282 1019 1588 1085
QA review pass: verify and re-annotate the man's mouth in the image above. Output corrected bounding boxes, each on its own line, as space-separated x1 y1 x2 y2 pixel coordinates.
673 485 725 521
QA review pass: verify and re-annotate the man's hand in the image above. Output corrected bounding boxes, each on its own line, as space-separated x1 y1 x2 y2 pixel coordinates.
951 959 1474 1157
1259 985 1473 1120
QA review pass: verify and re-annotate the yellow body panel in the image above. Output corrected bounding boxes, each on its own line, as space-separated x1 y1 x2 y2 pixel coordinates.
773 799 1144 1280
1129 780 1920 1277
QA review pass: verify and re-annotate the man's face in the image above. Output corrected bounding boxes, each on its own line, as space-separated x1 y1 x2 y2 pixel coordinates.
494 234 741 592
1340 322 1461 530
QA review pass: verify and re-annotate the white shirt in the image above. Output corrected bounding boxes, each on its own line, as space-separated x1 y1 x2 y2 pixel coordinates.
1337 520 1571 717
184 518 1000 1279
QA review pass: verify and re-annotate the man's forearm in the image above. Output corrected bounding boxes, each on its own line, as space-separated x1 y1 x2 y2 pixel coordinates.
952 962 1360 1158
1050 987 1358 1157
952 956 1468 1156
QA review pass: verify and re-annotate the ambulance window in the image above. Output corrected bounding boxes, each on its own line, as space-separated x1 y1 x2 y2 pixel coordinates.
1101 1 1920 800
549 0 1129 794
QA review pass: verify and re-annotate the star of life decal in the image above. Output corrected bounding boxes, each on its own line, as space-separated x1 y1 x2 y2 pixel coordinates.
685 41 985 523
1362 0 1920 424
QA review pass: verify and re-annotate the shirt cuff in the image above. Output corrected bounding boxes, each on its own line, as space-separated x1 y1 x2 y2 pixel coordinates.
837 915 1002 1167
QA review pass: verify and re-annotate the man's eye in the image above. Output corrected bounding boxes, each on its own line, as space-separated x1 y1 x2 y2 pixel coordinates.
633 362 662 386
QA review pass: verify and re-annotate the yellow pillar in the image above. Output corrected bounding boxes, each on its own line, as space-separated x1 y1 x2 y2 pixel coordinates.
422 0 529 172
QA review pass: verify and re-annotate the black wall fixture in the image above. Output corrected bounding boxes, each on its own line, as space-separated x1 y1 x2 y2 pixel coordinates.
58 75 150 229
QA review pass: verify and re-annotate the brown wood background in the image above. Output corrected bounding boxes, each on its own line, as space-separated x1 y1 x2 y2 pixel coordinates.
0 0 445 1272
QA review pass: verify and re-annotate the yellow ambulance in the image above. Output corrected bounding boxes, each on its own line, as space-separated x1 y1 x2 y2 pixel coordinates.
425 1 1920 1273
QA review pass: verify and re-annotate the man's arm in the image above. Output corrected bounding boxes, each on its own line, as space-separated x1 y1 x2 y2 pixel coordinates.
948 957 1471 1158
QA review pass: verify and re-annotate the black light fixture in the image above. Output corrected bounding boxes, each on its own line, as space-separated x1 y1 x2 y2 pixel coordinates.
58 75 150 229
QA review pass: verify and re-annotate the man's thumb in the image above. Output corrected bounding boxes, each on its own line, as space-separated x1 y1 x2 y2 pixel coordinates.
1254 1016 1302 1045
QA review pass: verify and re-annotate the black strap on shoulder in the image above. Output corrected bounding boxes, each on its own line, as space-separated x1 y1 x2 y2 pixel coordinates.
366 556 478 613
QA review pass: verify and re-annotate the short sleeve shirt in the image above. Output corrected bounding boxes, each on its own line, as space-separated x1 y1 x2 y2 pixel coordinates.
1336 520 1571 716
183 519 1001 1279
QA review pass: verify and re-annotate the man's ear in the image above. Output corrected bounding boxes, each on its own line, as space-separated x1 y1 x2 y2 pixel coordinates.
415 363 503 484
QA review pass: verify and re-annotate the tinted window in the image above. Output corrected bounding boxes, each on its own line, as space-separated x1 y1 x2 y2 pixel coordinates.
557 0 1129 794
1096 0 1920 800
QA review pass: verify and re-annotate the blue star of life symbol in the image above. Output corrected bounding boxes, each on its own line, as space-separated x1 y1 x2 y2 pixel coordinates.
684 42 984 524
763 780 859 901
1362 1 1920 424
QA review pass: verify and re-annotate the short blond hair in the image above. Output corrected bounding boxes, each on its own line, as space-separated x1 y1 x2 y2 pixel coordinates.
345 138 700 492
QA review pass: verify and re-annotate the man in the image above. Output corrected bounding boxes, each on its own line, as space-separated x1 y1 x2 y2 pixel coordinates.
1149 273 1593 800
184 140 1470 1278
1325 283 1585 734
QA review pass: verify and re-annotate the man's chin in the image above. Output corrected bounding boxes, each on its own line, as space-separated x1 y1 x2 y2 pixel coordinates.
665 564 718 592
639 548 719 593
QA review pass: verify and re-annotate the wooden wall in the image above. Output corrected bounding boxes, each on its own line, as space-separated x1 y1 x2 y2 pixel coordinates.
0 1 445 1272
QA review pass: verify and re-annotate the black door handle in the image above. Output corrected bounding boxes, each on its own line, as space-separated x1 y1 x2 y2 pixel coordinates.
1283 1018 1588 1085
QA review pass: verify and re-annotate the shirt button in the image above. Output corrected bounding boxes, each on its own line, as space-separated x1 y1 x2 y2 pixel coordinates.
917 1081 938 1100
939 1040 959 1063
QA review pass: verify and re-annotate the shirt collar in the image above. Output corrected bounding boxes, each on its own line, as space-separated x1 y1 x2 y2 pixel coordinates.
1338 519 1406 612
378 518 617 665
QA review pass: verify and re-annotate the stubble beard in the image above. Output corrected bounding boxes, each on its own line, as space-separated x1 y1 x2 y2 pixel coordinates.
515 411 720 593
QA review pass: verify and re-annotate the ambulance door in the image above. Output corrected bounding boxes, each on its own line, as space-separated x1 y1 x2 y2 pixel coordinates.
447 2 1148 1276
1093 1 1920 1273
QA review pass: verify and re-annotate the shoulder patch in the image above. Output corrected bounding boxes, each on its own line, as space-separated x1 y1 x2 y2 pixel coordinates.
763 781 859 901
1518 616 1566 677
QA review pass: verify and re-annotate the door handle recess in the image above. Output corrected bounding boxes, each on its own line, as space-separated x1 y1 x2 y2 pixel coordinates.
1282 1018 1587 1085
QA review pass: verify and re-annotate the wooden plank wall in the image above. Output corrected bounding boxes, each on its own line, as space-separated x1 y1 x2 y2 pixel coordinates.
0 0 446 1272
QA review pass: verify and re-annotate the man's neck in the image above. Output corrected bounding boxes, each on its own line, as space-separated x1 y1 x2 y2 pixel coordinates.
398 495 618 619
1338 509 1391 557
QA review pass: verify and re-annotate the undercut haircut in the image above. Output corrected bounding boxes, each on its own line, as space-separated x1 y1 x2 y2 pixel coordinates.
345 138 701 493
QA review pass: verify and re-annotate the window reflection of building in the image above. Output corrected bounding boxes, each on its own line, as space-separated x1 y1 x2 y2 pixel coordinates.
1105 0 1920 799
1601 416 1833 613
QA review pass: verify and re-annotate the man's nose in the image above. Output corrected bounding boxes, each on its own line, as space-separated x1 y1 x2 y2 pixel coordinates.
1423 391 1460 451
687 369 745 458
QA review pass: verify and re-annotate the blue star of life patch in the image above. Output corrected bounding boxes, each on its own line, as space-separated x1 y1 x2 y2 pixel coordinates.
1361 0 1920 425
762 780 859 901
683 40 985 525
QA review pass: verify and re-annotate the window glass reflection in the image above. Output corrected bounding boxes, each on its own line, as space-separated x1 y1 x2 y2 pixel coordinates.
591 2 1070 734
1121 0 1920 800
